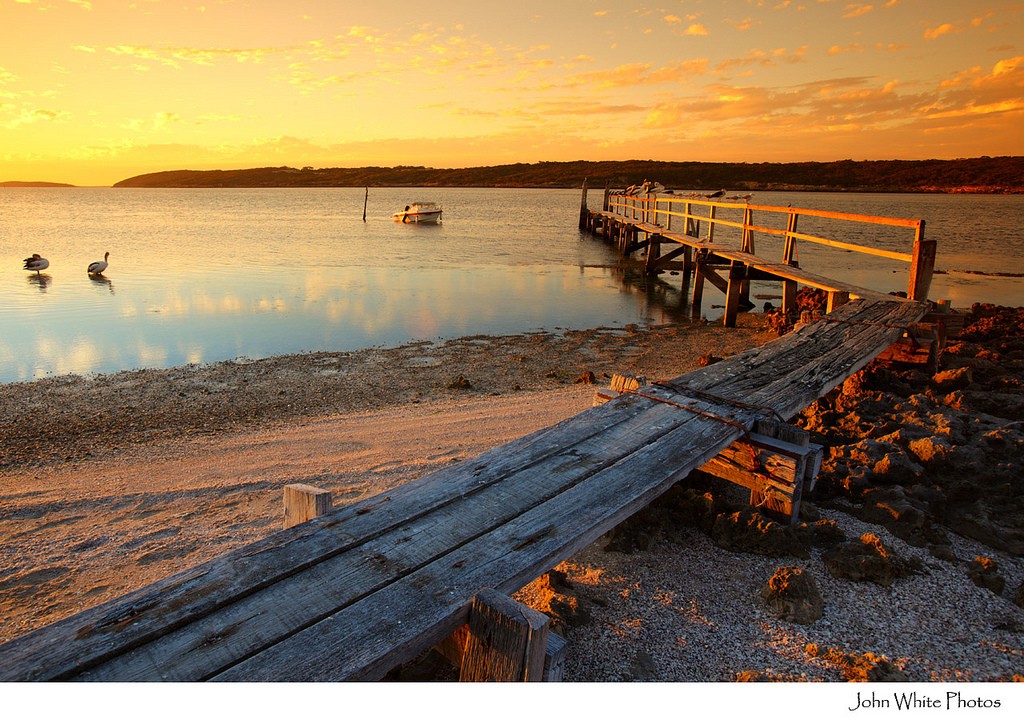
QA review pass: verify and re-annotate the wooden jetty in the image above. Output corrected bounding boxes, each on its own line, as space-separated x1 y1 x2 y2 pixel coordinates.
0 189 940 682
578 180 936 327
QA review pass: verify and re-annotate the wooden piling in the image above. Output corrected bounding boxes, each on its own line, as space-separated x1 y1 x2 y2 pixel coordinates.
578 178 589 230
459 589 550 681
908 221 935 301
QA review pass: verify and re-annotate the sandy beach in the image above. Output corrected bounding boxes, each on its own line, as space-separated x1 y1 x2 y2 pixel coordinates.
2 310 1023 685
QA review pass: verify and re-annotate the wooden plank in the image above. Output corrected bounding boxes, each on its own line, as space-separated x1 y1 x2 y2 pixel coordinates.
283 484 332 529
459 589 549 681
210 404 749 681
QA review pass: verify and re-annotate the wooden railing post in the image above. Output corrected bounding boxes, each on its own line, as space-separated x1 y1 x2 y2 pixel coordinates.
908 220 935 301
741 207 754 253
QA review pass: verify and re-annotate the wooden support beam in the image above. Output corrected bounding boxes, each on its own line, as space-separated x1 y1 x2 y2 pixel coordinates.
908 221 934 301
681 246 693 299
691 251 707 319
700 432 810 524
459 588 550 682
723 261 746 328
645 234 662 275
701 265 730 295
283 484 333 529
782 279 797 317
435 617 566 682
827 290 850 313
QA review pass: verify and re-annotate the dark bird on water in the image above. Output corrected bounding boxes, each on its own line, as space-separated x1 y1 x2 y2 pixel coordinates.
23 254 49 274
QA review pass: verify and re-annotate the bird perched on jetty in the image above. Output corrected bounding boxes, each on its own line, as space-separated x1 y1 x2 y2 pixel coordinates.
88 251 110 275
705 189 726 199
23 254 49 274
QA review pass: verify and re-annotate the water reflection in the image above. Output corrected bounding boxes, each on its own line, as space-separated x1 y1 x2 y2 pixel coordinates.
89 274 114 294
26 274 52 292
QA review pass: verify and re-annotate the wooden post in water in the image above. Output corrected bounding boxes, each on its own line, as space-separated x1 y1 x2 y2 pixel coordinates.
578 178 589 230
908 220 935 301
362 187 368 222
691 250 708 320
603 180 610 212
283 484 333 529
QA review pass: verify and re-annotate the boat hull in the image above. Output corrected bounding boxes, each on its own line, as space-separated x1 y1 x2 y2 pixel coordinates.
393 210 442 224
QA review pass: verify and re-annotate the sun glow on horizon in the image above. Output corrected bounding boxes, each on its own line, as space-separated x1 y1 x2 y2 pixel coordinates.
1 0 1022 186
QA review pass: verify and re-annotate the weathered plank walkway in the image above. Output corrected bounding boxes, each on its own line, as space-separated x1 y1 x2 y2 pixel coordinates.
0 297 927 682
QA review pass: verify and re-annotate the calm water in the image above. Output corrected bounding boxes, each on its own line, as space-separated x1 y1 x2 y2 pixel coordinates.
1 187 1022 384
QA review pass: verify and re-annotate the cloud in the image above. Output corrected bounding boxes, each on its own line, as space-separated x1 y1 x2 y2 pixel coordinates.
715 46 807 74
828 43 864 55
924 23 957 40
564 59 709 89
5 108 69 129
842 4 873 19
106 43 289 69
683 24 709 36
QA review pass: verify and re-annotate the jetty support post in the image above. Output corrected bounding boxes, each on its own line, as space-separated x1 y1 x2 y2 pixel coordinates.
283 484 333 529
908 220 935 301
602 180 611 212
691 250 708 320
723 261 746 328
578 178 589 230
434 588 561 681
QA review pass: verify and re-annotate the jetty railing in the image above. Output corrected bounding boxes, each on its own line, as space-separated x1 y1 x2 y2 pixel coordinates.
579 180 936 317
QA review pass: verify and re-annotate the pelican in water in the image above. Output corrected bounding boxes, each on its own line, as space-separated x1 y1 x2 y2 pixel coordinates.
88 251 110 275
23 254 49 275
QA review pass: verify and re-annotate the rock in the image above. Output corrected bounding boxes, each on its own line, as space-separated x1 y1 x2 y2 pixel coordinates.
822 533 923 586
872 450 923 484
761 566 823 624
711 510 809 558
907 436 954 465
629 650 658 681
805 645 909 682
697 353 722 367
931 367 973 391
1014 582 1024 610
803 519 846 548
967 556 1006 596
928 543 957 562
446 374 472 390
573 371 596 385
854 487 946 547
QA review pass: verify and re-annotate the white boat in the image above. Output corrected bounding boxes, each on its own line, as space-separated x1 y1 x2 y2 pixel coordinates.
393 202 443 224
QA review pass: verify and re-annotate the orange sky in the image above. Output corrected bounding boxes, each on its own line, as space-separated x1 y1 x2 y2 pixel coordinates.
2 0 1022 186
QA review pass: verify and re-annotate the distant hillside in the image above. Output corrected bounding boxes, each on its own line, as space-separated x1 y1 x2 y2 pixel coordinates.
1 181 75 188
113 157 1023 193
